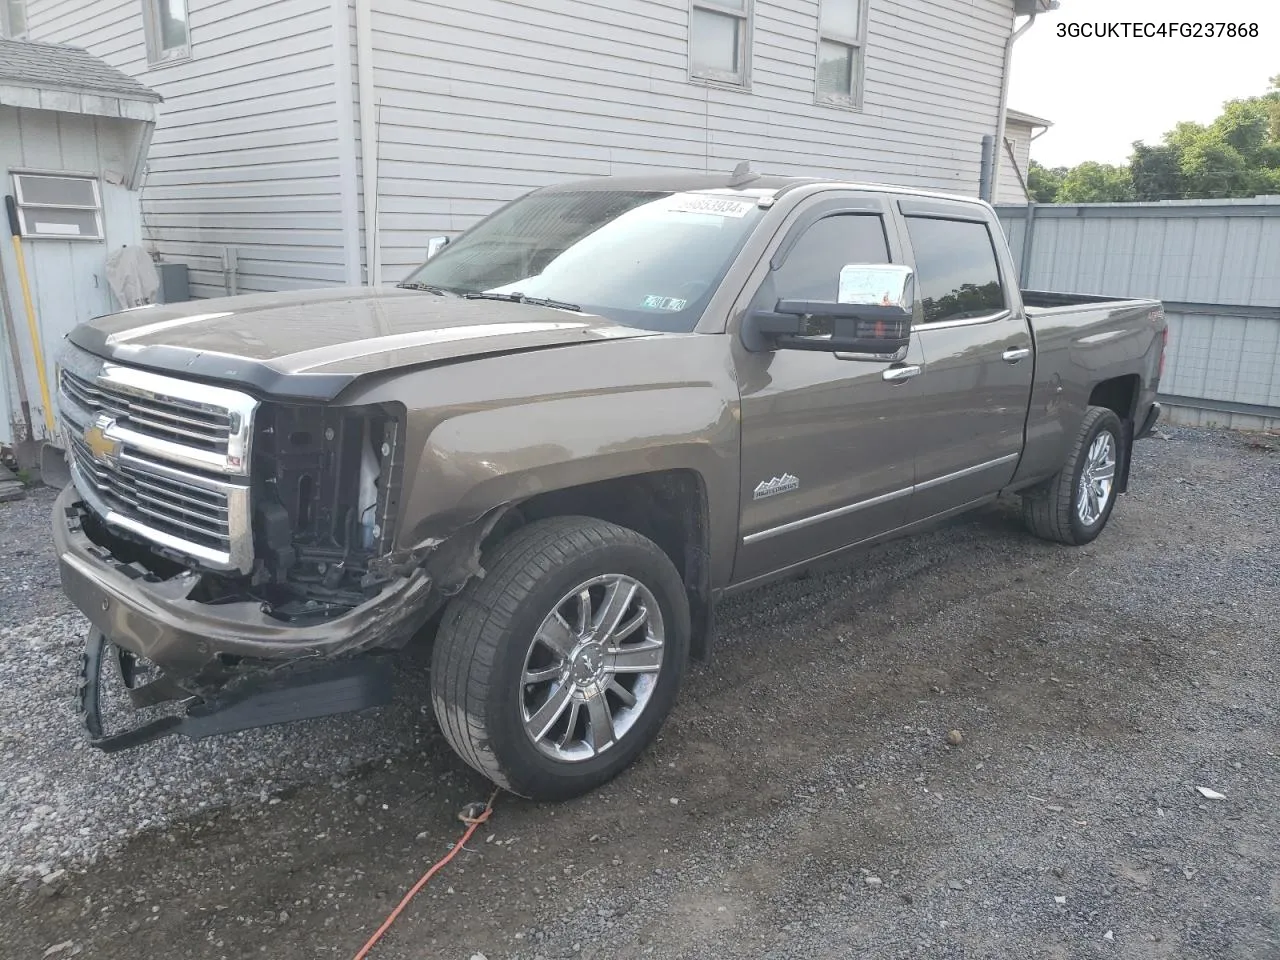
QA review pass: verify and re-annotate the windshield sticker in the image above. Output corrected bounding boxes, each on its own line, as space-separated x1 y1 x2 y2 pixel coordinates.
642 295 689 311
665 195 756 219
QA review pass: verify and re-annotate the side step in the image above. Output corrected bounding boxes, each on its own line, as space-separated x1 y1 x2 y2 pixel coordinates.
89 655 395 753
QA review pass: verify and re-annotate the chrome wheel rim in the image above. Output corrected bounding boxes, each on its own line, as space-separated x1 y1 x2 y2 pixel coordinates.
1077 430 1117 527
520 574 665 763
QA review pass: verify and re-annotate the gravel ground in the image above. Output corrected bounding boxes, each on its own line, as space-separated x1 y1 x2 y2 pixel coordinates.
1 425 1278 960
0 487 437 885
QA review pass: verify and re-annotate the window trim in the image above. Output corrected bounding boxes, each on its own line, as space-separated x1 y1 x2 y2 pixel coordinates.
688 0 753 89
11 172 105 241
142 0 192 66
814 0 869 110
1 0 27 39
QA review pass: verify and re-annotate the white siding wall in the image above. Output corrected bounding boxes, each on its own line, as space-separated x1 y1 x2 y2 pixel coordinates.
369 0 1015 280
998 119 1033 204
0 107 143 445
25 0 1016 294
26 0 348 298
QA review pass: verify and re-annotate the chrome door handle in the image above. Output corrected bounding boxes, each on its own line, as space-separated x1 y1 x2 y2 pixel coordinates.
883 365 922 383
1002 346 1031 363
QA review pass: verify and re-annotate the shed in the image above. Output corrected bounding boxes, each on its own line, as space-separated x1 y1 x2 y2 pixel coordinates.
0 37 159 452
998 108 1053 204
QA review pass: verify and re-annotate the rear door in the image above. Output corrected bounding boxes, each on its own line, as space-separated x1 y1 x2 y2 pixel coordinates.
730 193 925 585
893 199 1035 522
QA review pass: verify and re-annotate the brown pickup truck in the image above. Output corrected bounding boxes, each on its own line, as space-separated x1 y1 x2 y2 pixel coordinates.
50 173 1166 800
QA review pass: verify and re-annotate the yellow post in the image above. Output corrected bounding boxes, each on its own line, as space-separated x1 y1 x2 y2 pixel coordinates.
9 234 56 439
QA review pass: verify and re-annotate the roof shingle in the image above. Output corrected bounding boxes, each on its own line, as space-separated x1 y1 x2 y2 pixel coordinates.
0 38 160 103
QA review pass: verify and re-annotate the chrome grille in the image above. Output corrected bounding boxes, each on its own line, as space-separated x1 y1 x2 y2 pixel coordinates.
68 432 232 551
57 345 258 572
61 367 233 453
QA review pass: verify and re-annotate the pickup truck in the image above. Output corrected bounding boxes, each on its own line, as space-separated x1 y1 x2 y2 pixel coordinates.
50 172 1166 800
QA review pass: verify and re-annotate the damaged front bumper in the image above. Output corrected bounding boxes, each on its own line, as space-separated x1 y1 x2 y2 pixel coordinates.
53 484 435 749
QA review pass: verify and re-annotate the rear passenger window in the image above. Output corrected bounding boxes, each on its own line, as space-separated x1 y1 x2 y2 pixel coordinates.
773 214 891 301
904 216 1006 324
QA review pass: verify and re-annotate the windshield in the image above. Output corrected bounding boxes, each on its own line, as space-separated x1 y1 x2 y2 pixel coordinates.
401 189 768 332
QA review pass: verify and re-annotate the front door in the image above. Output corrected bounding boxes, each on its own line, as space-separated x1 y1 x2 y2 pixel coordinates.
731 198 924 585
894 203 1035 522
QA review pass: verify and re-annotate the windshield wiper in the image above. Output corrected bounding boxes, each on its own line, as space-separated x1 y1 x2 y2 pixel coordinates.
396 282 458 295
464 292 582 312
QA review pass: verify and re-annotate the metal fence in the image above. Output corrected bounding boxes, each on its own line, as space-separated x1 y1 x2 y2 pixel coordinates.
997 198 1280 432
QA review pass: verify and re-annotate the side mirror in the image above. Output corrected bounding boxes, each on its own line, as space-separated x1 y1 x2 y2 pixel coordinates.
743 302 912 355
425 235 451 259
742 264 915 355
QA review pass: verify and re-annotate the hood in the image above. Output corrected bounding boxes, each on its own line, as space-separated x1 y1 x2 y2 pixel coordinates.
68 287 658 401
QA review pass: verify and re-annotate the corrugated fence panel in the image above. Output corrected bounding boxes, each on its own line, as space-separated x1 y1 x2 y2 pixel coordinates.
998 199 1280 431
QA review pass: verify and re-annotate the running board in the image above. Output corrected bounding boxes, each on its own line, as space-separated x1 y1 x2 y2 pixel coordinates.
90 657 394 753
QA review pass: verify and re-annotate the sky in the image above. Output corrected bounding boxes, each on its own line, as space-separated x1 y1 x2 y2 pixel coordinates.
1009 0 1280 169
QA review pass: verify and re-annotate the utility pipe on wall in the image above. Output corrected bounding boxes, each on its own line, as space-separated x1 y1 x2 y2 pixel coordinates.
331 0 363 287
991 10 1038 203
355 0 381 287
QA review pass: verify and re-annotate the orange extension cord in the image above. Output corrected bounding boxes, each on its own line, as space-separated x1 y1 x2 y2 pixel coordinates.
351 789 500 960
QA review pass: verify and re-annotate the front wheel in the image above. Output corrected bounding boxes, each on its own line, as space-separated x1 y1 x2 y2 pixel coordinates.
430 516 690 800
1022 405 1124 546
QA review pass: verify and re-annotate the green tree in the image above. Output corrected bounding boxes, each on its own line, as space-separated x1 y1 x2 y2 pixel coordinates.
1026 160 1066 203
1057 162 1135 203
1130 142 1184 201
1123 76 1280 200
1030 75 1280 203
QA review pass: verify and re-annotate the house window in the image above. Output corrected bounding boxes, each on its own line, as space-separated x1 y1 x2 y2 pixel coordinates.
143 0 191 64
2 0 27 39
690 0 750 86
11 174 105 241
816 0 867 106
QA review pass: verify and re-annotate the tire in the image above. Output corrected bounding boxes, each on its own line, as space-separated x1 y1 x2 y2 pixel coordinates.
1022 405 1124 546
430 516 690 801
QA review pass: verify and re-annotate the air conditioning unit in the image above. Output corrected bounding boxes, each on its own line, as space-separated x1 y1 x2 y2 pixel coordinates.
156 261 190 303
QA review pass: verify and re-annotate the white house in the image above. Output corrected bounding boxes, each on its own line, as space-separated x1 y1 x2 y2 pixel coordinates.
0 37 158 448
15 0 1057 298
998 107 1051 203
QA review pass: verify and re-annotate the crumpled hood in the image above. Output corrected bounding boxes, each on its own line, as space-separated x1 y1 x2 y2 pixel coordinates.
68 286 658 400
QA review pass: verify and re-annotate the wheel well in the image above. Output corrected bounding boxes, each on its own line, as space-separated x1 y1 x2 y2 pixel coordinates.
487 470 715 660
1088 374 1140 493
1089 375 1140 422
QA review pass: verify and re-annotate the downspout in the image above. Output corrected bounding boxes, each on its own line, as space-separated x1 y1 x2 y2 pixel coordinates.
356 0 380 286
331 0 362 286
991 10 1038 204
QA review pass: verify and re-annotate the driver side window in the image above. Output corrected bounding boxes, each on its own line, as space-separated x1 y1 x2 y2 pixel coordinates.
773 214 892 300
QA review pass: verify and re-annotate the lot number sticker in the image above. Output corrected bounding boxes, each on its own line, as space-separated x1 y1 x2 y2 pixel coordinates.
666 195 755 218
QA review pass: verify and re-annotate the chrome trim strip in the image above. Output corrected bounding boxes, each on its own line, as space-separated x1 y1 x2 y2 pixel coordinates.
103 420 233 476
914 309 1012 331
743 453 1021 545
914 452 1019 492
742 485 914 545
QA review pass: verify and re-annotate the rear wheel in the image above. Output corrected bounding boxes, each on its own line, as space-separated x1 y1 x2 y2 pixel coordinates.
1022 405 1124 545
430 516 690 800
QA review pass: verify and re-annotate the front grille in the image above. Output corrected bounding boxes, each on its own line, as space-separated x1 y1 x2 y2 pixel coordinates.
68 432 232 551
57 346 257 572
61 367 233 454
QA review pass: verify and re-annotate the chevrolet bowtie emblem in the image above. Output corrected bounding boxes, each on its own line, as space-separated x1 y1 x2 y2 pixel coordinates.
84 416 122 462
